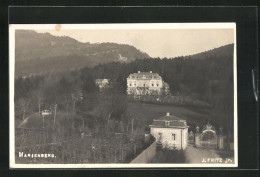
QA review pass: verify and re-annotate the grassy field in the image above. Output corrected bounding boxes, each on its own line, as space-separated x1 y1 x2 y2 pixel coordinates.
16 100 230 135
17 101 230 131
127 101 230 132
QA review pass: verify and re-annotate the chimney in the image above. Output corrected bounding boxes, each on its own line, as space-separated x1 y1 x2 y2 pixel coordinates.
150 71 152 73
166 112 170 116
138 71 140 73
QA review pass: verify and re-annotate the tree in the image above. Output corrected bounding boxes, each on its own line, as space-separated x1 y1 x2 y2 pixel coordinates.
80 71 98 95
17 97 30 120
30 89 45 117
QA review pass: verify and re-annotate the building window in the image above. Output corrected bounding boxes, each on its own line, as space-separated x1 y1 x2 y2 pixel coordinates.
143 84 145 87
158 133 162 141
152 84 154 87
165 121 170 126
172 133 176 140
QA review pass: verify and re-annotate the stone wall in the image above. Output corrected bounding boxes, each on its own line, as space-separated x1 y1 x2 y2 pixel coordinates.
130 141 157 163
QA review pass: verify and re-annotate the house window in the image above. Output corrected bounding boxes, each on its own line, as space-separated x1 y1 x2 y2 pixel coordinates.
165 121 170 126
172 133 176 140
143 84 145 87
152 84 154 87
158 133 162 141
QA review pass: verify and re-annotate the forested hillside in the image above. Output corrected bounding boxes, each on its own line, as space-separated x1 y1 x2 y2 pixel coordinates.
15 44 234 122
15 30 150 77
184 44 234 60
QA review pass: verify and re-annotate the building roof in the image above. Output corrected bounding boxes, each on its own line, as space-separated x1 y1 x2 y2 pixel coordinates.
95 79 110 82
149 113 189 128
128 71 161 80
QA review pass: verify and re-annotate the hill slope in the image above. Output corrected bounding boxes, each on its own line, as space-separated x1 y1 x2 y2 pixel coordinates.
15 30 150 77
183 44 234 60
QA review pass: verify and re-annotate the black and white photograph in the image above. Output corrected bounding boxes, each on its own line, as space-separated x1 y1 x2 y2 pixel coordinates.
9 23 237 168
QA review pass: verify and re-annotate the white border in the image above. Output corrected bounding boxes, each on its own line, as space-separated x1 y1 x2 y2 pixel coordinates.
9 23 237 168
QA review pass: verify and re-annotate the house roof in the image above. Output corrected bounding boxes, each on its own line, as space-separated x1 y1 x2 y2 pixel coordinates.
128 72 161 79
95 79 110 82
149 114 188 128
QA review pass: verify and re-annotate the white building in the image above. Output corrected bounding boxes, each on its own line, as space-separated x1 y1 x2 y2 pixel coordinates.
126 71 170 95
149 112 189 150
95 79 110 90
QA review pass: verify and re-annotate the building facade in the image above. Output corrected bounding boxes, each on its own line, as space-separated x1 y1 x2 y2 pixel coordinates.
149 112 189 150
126 71 170 95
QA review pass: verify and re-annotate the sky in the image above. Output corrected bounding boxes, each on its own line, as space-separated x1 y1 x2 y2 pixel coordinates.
36 28 234 58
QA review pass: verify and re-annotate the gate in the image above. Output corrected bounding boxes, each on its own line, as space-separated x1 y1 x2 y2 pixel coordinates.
188 131 194 145
199 123 217 149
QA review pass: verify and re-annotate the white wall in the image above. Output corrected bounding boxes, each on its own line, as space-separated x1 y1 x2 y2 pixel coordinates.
127 77 163 95
150 127 188 150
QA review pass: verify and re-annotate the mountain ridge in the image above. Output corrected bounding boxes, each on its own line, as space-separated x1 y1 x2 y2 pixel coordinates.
15 30 233 78
15 30 150 77
16 30 149 61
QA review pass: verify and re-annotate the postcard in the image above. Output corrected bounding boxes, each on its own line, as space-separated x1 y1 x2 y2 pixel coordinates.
9 23 237 168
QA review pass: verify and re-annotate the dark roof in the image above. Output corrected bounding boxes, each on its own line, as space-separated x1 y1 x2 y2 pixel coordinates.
149 115 188 128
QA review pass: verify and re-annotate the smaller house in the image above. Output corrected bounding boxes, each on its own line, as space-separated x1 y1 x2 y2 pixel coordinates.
95 79 110 90
149 112 189 150
41 110 52 116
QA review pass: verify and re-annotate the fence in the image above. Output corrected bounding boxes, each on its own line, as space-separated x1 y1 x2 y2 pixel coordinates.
130 141 157 163
194 133 230 150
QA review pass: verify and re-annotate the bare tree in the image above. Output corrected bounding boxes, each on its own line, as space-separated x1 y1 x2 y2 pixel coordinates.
17 98 30 120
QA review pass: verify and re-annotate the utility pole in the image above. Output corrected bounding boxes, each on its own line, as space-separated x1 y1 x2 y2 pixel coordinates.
53 104 57 126
114 149 116 163
42 115 45 128
131 118 134 135
83 119 85 130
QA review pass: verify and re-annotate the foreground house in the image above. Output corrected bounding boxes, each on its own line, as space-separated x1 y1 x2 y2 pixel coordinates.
149 112 189 150
126 71 170 96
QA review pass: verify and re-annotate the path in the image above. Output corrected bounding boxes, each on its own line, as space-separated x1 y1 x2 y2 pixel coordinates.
150 143 234 164
184 145 221 163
